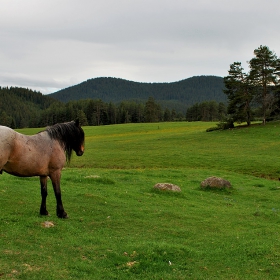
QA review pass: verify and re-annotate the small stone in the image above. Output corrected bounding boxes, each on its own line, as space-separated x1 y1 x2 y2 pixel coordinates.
154 183 181 192
41 221 55 228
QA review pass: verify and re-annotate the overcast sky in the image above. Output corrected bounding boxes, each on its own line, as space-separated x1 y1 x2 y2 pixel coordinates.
1 0 279 94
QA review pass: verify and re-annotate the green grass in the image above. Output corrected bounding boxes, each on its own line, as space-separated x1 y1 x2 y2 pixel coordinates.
70 121 280 179
1 121 280 279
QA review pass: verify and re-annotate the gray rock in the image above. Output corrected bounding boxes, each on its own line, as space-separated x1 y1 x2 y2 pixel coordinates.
200 176 231 189
154 183 181 192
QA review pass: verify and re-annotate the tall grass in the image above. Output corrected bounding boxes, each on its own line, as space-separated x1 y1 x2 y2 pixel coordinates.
1 121 280 279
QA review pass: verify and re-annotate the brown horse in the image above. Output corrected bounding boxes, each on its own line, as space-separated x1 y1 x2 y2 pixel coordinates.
0 120 85 218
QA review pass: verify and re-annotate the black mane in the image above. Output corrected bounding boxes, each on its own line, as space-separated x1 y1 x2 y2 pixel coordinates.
45 120 84 162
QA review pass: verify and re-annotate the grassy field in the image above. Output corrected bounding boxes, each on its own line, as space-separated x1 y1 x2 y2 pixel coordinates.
1 121 280 279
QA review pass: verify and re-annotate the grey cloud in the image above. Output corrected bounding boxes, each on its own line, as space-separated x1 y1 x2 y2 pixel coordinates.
0 0 280 94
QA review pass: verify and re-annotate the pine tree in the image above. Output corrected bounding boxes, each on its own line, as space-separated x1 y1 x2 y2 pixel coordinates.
144 97 161 122
249 45 280 124
224 62 253 125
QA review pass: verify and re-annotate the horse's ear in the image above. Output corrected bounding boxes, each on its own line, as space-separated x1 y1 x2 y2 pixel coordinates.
75 119 80 126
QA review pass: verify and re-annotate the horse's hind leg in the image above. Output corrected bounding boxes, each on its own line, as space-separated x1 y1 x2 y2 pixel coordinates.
40 176 49 216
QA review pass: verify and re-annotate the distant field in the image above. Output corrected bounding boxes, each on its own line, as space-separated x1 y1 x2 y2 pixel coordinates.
72 121 280 179
1 121 280 279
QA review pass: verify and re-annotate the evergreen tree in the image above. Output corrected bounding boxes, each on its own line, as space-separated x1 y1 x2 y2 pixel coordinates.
108 102 117 124
144 97 161 122
0 111 13 127
76 109 88 126
224 62 253 125
163 108 171 121
186 103 200 121
218 102 227 120
171 109 177 121
249 45 280 124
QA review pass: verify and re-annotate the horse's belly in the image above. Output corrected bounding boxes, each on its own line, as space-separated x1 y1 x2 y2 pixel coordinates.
3 161 49 177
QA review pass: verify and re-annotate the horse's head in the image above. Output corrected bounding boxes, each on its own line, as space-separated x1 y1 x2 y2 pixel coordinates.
46 120 85 162
73 119 85 157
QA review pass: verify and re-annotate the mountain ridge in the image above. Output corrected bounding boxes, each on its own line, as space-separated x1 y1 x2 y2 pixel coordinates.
49 75 226 112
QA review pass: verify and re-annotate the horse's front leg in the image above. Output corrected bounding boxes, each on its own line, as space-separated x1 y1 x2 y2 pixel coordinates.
40 176 49 216
50 171 68 219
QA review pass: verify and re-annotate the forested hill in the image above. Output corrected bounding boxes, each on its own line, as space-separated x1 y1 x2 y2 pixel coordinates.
0 76 226 128
49 76 226 112
0 86 59 128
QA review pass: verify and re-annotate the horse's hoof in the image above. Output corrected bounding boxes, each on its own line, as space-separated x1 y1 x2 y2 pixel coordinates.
40 210 49 216
62 213 68 219
57 211 68 219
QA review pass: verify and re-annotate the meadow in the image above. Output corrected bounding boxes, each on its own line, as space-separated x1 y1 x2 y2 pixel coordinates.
1 121 280 279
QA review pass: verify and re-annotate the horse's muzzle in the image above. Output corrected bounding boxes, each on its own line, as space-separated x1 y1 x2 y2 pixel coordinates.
76 145 85 156
76 150 84 156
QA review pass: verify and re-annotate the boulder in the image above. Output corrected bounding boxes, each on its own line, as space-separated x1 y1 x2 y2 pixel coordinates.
200 176 231 189
154 183 181 192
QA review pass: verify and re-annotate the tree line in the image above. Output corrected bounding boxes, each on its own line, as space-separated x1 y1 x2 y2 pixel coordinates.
0 87 188 128
186 101 227 122
0 82 228 129
39 97 187 127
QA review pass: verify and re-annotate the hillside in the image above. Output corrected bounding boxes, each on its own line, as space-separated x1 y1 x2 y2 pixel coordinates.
49 76 226 112
0 86 59 128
